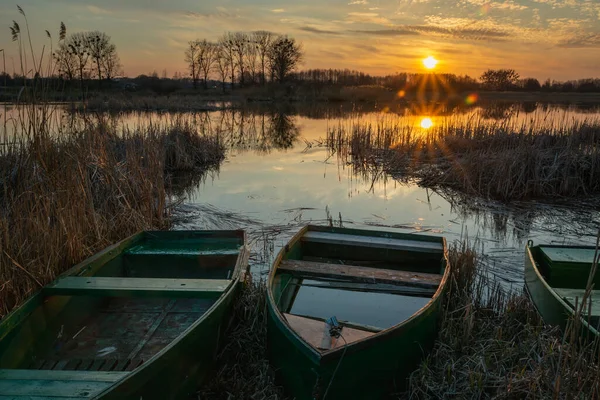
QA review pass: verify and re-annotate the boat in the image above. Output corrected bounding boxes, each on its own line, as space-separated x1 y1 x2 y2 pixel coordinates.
0 230 249 399
267 225 449 399
525 241 600 336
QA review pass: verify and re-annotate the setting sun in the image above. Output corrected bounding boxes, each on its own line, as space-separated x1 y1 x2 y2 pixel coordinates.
423 56 438 70
420 117 434 129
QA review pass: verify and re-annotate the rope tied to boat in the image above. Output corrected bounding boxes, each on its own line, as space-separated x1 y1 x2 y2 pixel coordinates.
322 316 347 400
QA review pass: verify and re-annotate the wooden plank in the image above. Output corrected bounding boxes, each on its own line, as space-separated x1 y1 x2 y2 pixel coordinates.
125 247 240 256
0 369 127 382
299 280 436 297
540 247 598 264
284 313 374 351
279 260 441 289
0 379 111 397
127 300 176 360
302 231 443 253
555 288 600 316
44 277 231 298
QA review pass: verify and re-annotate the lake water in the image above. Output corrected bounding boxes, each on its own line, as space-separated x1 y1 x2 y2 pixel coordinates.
3 101 600 290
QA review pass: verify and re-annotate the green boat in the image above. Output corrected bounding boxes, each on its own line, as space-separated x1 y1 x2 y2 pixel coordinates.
267 225 449 399
525 241 600 336
0 230 249 399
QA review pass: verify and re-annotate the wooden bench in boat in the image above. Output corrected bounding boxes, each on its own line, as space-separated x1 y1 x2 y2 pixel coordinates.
0 369 128 398
44 277 231 298
125 247 240 256
284 313 376 351
279 259 442 290
302 231 444 253
555 288 600 316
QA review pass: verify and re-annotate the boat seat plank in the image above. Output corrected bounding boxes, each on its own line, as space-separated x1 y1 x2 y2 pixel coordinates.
540 247 598 264
0 369 127 382
44 277 231 298
284 313 374 351
279 260 441 289
125 247 240 257
302 231 444 253
0 370 126 398
555 288 600 316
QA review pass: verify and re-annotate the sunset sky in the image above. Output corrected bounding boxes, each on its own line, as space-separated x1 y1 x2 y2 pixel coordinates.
0 0 599 81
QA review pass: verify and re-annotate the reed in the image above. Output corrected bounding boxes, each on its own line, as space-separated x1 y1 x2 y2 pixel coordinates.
405 242 600 399
327 115 600 201
0 113 224 316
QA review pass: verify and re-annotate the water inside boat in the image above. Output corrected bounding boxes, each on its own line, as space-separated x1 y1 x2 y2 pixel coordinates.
272 228 446 351
0 233 243 375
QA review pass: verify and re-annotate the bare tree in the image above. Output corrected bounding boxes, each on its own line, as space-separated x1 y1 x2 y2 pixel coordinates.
269 36 303 83
102 50 122 80
230 32 249 86
86 31 114 83
65 32 91 90
196 40 217 89
246 38 259 85
54 41 77 81
215 44 231 93
184 40 201 89
219 33 236 89
252 31 274 85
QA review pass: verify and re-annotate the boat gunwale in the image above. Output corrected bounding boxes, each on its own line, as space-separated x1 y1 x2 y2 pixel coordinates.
267 225 450 364
524 242 600 338
0 230 249 398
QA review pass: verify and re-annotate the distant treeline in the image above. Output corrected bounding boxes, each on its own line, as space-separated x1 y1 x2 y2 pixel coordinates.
292 69 600 93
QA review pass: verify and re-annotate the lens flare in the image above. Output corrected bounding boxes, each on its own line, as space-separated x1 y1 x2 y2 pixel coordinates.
465 93 479 105
480 2 491 15
420 117 433 129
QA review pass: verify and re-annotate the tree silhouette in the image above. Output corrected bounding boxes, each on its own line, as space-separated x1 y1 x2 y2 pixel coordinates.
268 36 303 83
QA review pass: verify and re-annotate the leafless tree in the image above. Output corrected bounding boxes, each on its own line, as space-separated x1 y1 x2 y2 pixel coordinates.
269 36 303 83
54 42 77 81
218 33 236 88
230 32 249 86
65 32 91 90
215 44 231 93
102 50 122 80
86 31 118 83
184 40 201 89
252 31 274 85
246 38 259 85
196 40 217 89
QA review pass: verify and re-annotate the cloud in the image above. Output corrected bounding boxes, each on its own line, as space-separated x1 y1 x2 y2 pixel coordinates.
557 33 600 48
348 0 369 4
407 25 510 40
87 5 112 15
298 26 342 35
347 12 391 24
271 9 285 13
351 29 419 36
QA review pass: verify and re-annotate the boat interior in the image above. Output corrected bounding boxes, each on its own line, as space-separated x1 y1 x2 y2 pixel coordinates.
532 245 600 325
0 232 244 381
272 228 447 352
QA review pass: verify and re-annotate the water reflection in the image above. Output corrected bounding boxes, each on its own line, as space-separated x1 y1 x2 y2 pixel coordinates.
3 101 600 288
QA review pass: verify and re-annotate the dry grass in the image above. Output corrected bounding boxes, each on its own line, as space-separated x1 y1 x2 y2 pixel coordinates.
197 280 287 400
327 116 600 201
0 106 224 317
404 241 600 399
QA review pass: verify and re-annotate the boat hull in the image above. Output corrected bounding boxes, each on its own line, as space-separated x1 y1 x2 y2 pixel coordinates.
524 244 600 338
267 225 448 399
267 292 442 399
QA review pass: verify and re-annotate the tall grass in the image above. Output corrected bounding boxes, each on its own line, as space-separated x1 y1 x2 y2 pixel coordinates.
406 242 600 399
327 115 600 201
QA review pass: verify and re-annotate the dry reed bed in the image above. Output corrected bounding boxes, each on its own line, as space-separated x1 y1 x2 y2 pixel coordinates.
406 242 600 399
0 112 224 317
327 116 600 201
200 240 600 399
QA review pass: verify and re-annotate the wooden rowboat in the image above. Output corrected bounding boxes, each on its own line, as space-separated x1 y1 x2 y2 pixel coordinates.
0 230 249 399
267 225 449 399
525 241 600 336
